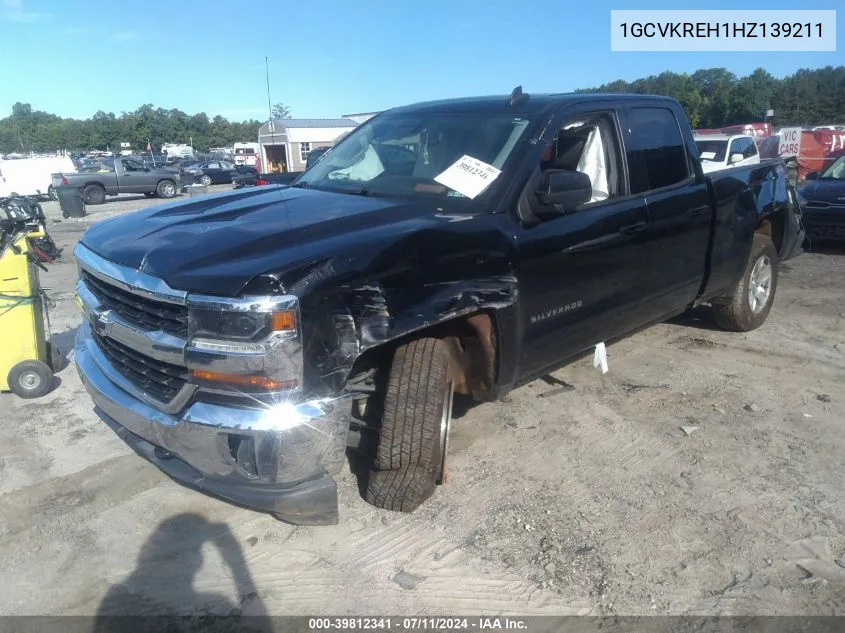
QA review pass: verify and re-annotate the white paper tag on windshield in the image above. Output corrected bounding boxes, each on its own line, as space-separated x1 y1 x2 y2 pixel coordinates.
434 155 501 199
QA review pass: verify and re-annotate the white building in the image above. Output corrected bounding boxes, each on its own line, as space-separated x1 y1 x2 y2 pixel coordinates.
257 118 358 173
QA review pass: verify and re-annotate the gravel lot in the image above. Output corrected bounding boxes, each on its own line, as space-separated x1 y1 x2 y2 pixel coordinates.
2 189 844 617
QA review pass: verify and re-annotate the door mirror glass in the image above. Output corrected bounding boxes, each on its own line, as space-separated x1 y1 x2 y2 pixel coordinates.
729 153 744 164
536 169 592 211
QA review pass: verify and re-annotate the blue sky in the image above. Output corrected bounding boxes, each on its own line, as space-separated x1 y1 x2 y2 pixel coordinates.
0 0 841 121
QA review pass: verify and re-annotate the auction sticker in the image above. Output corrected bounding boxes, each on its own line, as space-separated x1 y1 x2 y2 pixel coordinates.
434 155 501 199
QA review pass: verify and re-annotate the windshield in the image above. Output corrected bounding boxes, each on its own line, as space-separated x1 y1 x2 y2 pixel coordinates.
296 112 531 200
695 140 728 162
820 155 845 179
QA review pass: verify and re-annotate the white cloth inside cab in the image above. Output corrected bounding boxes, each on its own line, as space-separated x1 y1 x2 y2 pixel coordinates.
577 127 609 203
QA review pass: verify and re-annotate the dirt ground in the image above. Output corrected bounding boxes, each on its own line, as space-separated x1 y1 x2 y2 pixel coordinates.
1 189 844 617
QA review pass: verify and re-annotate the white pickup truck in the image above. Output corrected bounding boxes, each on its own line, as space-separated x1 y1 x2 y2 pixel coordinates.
695 134 761 174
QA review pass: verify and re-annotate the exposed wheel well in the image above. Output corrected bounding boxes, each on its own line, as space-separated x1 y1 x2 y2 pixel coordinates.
347 312 498 402
756 212 785 255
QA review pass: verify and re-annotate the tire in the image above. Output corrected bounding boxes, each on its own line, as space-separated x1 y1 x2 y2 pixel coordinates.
199 175 212 186
366 338 454 512
48 185 58 201
157 180 177 198
82 184 106 205
8 360 53 399
712 233 778 332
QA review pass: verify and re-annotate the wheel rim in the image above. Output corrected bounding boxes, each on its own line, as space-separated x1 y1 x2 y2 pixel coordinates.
437 379 454 485
200 176 211 185
19 371 40 390
748 255 773 314
162 183 175 195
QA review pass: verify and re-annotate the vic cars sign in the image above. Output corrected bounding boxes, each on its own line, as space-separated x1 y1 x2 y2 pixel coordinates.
778 128 802 158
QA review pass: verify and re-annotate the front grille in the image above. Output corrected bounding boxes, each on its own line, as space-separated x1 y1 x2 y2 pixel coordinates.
82 271 188 337
93 331 189 403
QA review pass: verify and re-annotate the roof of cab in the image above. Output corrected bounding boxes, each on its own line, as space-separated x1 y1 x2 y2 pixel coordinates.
386 93 680 116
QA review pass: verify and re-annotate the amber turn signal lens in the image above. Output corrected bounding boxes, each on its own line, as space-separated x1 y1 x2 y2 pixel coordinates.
270 310 296 332
190 369 297 390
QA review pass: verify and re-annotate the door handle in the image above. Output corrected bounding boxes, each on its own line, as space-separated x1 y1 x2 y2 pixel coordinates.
618 221 647 235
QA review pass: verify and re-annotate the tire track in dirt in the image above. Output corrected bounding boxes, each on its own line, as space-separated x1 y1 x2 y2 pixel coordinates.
0 455 166 538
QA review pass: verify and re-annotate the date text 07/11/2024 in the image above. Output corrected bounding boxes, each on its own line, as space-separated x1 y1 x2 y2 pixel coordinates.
307 617 528 630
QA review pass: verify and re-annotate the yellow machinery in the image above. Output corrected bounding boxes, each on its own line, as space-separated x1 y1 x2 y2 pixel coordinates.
0 224 58 398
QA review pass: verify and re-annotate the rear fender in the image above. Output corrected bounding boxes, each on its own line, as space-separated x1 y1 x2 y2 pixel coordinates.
699 159 798 301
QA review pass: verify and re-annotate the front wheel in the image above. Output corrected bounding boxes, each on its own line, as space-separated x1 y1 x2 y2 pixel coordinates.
366 338 454 512
711 233 778 332
157 180 177 198
199 175 212 186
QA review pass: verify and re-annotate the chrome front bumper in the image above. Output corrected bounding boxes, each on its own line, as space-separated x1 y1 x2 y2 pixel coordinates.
75 322 353 525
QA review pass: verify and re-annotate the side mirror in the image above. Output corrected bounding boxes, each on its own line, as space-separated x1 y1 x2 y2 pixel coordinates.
536 170 592 211
805 171 819 180
729 153 744 164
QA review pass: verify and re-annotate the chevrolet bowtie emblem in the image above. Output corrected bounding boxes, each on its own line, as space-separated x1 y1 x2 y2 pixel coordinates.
93 309 113 336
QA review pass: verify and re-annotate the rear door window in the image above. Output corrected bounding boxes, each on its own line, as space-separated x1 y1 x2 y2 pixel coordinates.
625 107 690 193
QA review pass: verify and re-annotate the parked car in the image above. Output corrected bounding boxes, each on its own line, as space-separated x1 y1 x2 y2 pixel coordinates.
695 134 761 173
73 91 803 525
798 154 845 242
183 160 254 185
162 158 201 172
52 156 180 204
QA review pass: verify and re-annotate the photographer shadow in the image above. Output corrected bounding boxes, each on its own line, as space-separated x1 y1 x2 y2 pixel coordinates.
94 513 273 633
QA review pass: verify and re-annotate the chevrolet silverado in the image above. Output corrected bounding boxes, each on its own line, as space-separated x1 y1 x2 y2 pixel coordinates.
73 91 804 525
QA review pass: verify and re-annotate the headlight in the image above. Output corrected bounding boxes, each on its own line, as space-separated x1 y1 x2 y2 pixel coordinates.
189 308 296 343
185 299 300 392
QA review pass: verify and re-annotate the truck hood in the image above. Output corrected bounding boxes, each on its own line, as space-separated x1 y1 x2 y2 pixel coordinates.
80 185 463 296
801 179 845 205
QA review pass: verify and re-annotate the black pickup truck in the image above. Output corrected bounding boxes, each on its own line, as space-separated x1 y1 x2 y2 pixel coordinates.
73 92 803 525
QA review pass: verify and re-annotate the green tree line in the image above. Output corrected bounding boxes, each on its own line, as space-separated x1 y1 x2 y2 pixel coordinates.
2 66 843 153
577 65 845 129
0 103 264 154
